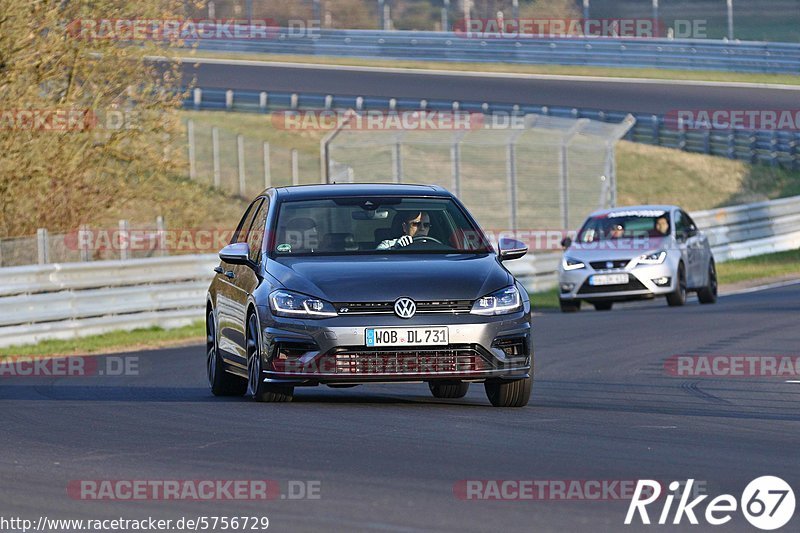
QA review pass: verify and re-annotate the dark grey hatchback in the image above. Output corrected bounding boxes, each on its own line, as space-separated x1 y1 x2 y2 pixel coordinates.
206 184 533 407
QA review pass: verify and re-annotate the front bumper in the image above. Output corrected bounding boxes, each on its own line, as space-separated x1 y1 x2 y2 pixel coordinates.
558 263 676 302
256 308 532 385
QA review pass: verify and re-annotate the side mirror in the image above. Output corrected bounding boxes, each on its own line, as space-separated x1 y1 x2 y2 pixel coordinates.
219 242 250 265
498 238 528 261
560 237 572 249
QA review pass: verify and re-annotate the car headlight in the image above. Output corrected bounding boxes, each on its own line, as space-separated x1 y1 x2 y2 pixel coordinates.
636 250 667 265
562 256 586 271
269 290 337 318
471 286 521 316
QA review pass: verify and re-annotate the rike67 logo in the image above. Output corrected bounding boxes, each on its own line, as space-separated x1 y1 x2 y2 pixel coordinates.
625 477 795 530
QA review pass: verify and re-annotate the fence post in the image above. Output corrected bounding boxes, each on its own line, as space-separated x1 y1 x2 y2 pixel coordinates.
259 91 268 111
506 140 517 232
392 142 403 183
193 88 202 110
212 127 221 189
291 149 299 185
237 134 246 197
727 133 736 159
36 228 49 265
559 119 589 229
225 89 233 110
79 224 90 262
156 216 166 257
263 142 271 189
451 138 461 198
187 119 197 180
651 114 660 145
118 220 129 261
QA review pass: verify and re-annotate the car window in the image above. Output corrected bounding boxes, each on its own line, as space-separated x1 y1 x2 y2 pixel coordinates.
233 198 263 244
270 197 492 255
246 198 269 264
674 210 690 236
577 209 670 242
682 210 698 232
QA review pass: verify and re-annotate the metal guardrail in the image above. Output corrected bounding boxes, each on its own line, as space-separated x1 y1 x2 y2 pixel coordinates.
507 195 800 291
0 195 797 347
191 29 800 74
0 255 217 348
184 88 800 169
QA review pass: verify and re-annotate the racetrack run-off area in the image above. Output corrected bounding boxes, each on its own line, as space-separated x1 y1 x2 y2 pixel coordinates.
2 284 799 532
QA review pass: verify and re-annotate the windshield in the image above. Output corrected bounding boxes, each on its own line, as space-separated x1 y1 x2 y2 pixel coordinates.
577 210 671 243
271 197 493 255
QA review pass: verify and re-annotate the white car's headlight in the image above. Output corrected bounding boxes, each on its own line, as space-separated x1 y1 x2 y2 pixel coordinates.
269 290 337 318
636 250 667 265
471 286 521 316
562 256 586 271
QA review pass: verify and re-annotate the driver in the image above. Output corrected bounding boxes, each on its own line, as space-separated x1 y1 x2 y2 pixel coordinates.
377 211 431 250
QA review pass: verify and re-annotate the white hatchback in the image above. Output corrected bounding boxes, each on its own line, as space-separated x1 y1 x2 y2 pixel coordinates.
557 205 717 312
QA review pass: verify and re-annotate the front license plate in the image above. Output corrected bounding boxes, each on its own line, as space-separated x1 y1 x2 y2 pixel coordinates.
366 327 449 347
589 273 630 286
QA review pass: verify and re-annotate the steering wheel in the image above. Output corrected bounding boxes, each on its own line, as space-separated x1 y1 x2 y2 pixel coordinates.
412 235 443 244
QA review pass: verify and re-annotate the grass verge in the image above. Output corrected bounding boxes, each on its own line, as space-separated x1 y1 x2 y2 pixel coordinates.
180 50 800 87
0 322 205 359
716 249 800 285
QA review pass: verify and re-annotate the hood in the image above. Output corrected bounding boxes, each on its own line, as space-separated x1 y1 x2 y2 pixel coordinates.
266 253 510 302
565 236 672 262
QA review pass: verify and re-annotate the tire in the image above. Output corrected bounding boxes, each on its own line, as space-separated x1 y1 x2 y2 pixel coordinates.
484 377 532 407
246 312 293 402
429 381 470 399
207 310 246 396
593 302 613 311
666 263 687 307
697 260 718 304
559 299 581 313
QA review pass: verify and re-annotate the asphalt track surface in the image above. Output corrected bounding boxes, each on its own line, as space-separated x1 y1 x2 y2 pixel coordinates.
183 61 800 114
2 284 799 532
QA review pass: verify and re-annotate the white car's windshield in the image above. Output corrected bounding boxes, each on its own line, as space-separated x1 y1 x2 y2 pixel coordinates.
577 210 671 243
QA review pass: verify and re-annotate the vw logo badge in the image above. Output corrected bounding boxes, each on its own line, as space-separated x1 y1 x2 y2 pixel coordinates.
606 261 614 269
394 297 416 319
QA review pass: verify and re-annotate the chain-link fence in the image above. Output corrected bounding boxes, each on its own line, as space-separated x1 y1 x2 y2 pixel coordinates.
326 113 635 231
185 118 319 198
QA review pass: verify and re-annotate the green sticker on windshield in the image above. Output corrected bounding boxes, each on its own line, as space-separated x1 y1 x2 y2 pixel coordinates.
277 243 292 253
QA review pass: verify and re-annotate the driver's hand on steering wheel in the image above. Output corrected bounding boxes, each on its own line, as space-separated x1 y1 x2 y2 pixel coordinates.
395 235 413 247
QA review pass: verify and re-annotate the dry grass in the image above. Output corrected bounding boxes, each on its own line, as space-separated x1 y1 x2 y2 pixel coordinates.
616 141 800 210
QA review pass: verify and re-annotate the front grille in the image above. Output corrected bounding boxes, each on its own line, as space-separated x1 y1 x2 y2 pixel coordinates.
335 300 472 315
577 277 648 294
589 259 630 270
331 346 489 374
